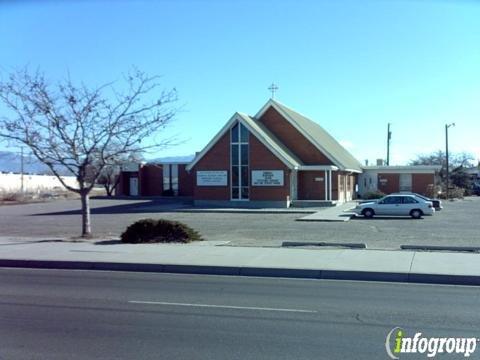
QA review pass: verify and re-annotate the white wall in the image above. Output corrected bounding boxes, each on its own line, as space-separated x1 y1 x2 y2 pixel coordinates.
0 173 78 193
357 171 379 197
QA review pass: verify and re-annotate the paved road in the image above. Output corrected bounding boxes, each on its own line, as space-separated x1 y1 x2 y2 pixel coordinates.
0 196 479 249
0 269 479 359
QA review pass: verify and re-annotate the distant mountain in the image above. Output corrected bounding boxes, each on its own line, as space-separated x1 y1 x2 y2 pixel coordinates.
0 151 71 175
147 155 195 164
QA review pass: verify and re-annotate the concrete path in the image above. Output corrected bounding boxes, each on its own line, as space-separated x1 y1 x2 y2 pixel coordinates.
296 201 357 222
1 240 480 285
177 208 316 214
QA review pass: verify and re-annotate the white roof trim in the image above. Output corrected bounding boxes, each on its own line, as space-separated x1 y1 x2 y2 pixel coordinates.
236 113 299 169
298 165 339 171
186 113 238 171
254 99 277 119
254 99 346 170
344 168 363 173
148 161 191 165
362 165 441 174
186 113 297 171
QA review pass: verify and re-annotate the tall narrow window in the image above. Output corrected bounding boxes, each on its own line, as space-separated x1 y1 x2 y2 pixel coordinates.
163 164 179 195
399 173 412 192
163 165 170 191
231 122 249 200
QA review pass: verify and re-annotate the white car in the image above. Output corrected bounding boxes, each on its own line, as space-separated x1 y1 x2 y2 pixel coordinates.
353 194 435 219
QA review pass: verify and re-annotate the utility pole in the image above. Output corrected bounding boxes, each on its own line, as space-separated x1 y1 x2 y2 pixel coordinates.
445 123 455 199
20 147 24 193
386 123 392 166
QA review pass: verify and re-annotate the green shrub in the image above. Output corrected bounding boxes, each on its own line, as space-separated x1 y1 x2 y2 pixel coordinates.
120 218 202 244
362 190 386 199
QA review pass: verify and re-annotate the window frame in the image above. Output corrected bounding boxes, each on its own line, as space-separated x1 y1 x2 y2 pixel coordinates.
230 122 249 201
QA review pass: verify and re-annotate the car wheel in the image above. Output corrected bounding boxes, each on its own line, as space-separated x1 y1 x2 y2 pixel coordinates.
410 209 423 219
362 208 374 218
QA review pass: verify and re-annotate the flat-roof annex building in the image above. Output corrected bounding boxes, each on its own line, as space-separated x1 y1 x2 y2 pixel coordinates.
118 99 440 207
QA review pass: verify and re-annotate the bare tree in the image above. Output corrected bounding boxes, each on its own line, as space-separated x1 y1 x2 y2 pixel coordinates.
0 68 177 237
409 150 476 190
410 150 475 169
96 164 121 197
91 151 144 196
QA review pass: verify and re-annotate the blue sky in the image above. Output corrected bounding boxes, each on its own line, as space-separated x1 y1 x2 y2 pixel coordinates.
1 0 479 165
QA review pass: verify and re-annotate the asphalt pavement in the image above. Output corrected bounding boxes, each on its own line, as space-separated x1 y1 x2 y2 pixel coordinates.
0 268 479 359
1 196 479 249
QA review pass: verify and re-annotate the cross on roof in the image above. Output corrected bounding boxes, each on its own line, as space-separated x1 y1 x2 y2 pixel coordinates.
268 83 279 99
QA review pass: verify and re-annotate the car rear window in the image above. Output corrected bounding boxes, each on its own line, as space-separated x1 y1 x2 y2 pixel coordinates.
402 196 419 204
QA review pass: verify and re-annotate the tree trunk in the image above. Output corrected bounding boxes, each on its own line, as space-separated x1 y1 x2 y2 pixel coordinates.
80 190 92 238
104 184 112 197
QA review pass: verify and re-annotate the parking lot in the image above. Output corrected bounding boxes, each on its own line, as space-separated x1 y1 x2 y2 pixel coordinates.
0 196 479 250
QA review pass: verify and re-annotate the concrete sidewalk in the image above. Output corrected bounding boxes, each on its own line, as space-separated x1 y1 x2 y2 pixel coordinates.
297 201 357 222
0 240 479 285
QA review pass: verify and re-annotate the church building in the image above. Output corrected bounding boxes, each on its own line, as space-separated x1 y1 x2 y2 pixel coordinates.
186 99 363 207
117 99 439 206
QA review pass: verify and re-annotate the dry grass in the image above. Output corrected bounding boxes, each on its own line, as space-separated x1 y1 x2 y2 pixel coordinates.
0 187 106 205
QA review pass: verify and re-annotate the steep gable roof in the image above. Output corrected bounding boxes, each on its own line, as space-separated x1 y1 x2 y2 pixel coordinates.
186 112 301 171
238 113 303 167
255 99 362 172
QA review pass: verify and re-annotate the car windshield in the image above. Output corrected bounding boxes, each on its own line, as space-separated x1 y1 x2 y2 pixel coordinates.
413 193 428 200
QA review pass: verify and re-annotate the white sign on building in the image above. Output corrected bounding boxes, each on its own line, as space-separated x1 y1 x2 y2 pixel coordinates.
251 170 284 186
197 171 228 186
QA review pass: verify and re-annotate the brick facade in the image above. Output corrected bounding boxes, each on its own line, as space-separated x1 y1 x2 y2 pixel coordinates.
258 107 334 165
412 173 435 195
331 171 338 200
117 164 193 197
191 129 292 202
116 100 438 205
378 173 400 194
141 164 163 196
178 164 194 196
249 134 290 201
118 171 140 196
298 171 326 200
192 132 231 200
375 172 435 195
296 171 356 201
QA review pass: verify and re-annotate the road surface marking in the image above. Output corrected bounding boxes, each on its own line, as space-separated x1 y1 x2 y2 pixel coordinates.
129 300 317 313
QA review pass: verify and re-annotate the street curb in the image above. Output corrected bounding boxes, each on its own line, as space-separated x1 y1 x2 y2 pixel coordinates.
401 245 480 253
295 217 351 222
282 241 366 249
1 259 480 286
